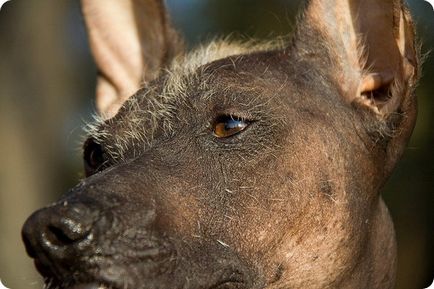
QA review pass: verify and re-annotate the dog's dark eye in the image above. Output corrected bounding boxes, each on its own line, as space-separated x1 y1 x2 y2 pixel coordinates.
83 138 105 176
213 115 250 138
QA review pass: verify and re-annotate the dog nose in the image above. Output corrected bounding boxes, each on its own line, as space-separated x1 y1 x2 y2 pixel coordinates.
22 202 99 263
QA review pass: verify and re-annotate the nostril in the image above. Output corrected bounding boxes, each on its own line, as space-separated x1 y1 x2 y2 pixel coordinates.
46 222 90 246
47 225 75 245
41 210 95 251
22 203 99 263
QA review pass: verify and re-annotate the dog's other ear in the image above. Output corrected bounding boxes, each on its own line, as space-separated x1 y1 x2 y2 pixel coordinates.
81 0 183 118
294 0 419 175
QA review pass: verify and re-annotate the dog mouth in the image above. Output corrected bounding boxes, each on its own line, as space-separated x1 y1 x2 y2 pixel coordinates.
40 263 248 289
31 235 249 289
44 280 113 289
43 277 116 289
43 274 126 289
44 277 246 289
64 284 110 289
46 281 246 289
35 259 122 289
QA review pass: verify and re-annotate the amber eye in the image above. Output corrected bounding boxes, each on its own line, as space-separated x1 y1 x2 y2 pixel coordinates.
83 138 105 176
213 115 250 138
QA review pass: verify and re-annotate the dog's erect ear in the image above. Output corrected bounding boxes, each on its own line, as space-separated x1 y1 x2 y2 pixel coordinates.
294 0 419 174
81 0 183 118
295 0 418 114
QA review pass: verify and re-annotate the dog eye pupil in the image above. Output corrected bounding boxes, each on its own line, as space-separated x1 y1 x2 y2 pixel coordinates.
214 115 249 138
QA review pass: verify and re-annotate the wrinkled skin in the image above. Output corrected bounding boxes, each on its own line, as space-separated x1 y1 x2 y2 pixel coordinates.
22 0 419 288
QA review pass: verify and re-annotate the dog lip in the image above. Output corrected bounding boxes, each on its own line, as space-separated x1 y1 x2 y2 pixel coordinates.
46 282 114 289
67 283 109 289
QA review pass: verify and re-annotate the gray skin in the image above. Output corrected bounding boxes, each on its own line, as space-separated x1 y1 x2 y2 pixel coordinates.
22 0 419 288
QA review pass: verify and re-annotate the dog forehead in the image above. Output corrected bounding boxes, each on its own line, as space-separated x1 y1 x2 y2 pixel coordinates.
86 39 289 159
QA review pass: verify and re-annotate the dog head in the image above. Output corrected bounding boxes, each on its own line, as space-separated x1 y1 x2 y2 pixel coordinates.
22 0 419 288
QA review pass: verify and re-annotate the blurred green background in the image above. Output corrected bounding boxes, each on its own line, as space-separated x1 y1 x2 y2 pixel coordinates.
0 0 432 288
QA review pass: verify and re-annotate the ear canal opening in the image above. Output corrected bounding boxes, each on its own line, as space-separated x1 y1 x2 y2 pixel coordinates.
357 72 397 115
364 86 392 113
370 86 391 103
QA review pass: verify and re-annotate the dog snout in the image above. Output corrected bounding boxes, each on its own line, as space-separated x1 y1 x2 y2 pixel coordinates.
22 202 99 264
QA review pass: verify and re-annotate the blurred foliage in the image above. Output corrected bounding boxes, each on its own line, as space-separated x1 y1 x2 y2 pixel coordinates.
0 0 432 288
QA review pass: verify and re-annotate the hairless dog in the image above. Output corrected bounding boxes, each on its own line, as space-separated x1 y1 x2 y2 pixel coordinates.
22 0 420 288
